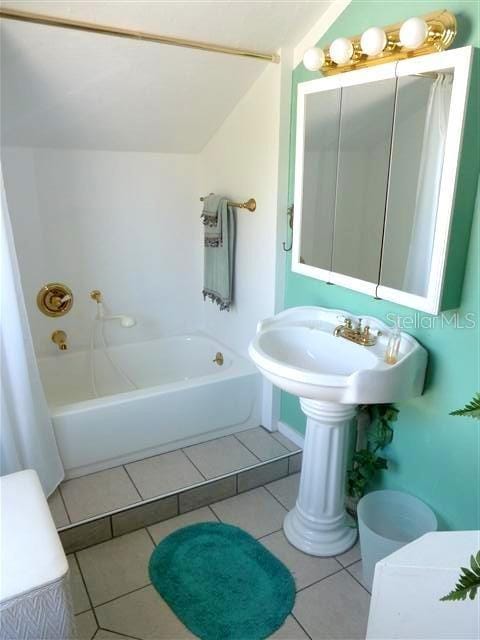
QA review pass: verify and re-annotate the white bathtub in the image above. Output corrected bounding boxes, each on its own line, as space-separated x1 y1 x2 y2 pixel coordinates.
38 334 261 478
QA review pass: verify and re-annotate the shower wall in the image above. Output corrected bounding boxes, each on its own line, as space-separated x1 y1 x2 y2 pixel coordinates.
199 62 286 357
2 146 202 355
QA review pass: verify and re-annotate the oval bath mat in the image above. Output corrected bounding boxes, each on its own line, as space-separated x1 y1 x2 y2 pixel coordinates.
149 522 295 640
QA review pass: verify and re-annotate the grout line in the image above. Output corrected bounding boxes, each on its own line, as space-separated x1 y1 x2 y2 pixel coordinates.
288 452 303 475
94 583 151 610
270 430 301 454
256 527 284 541
145 526 157 547
337 555 362 569
63 462 125 482
207 505 221 522
74 553 101 628
240 430 291 459
291 612 313 640
57 485 72 525
263 484 291 512
181 447 208 480
345 563 371 596
97 627 143 640
235 472 239 494
232 433 263 462
122 465 144 501
181 427 259 454
294 566 345 595
58 484 74 524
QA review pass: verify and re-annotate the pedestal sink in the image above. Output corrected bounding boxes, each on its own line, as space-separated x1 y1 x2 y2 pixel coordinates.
249 306 427 556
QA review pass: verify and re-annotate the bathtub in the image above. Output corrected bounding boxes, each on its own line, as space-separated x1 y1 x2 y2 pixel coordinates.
38 334 261 478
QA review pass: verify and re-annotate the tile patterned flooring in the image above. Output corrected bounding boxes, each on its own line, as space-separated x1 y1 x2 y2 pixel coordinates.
70 473 370 640
50 428 300 527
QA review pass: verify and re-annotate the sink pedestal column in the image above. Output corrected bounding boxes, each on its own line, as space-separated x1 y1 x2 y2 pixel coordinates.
284 399 357 556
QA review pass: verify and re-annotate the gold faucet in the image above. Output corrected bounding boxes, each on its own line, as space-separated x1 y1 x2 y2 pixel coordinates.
51 330 68 351
333 317 381 347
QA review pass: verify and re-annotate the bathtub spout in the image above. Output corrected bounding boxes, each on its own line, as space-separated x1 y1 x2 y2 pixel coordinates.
52 330 68 351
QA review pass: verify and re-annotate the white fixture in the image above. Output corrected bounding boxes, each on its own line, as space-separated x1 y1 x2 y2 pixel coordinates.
249 306 427 556
108 314 136 328
367 531 480 639
360 27 387 56
399 17 428 50
38 334 260 478
302 47 326 71
329 37 354 64
94 301 136 327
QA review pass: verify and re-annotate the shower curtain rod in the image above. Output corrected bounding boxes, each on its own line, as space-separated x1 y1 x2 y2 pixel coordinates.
0 7 280 63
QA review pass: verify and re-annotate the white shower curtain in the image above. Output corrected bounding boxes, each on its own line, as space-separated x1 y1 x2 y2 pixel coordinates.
403 73 452 295
0 169 64 496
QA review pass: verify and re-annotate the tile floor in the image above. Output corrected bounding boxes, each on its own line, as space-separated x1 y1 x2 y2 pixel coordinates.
50 427 300 526
70 473 370 640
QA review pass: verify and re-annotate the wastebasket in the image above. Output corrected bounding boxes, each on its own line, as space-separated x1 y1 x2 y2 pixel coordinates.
357 490 438 590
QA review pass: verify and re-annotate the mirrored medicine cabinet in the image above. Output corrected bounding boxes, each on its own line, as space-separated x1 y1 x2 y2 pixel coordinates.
292 46 474 315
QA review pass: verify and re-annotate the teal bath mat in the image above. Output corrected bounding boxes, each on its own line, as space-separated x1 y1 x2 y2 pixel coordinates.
149 522 295 640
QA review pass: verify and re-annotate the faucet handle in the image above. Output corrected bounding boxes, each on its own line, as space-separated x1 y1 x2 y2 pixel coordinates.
91 290 102 303
336 315 352 328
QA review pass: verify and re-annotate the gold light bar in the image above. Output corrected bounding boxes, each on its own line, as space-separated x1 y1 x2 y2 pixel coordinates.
0 7 280 64
320 10 456 76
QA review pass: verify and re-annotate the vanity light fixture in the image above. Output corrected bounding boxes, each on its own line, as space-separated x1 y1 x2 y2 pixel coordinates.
360 27 388 56
302 10 456 76
302 47 325 72
329 37 354 65
399 17 429 49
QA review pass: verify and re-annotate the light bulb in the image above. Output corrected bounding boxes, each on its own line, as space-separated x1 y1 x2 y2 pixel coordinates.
302 47 325 71
399 17 428 50
360 27 387 56
329 37 354 65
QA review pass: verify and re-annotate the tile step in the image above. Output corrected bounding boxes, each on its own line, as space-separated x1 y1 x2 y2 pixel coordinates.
59 451 302 553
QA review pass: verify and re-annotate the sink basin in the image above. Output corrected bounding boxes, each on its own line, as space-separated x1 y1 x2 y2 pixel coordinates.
249 306 427 404
249 306 428 557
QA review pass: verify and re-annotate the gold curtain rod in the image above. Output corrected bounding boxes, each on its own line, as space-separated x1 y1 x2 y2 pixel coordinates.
200 196 256 212
0 7 280 63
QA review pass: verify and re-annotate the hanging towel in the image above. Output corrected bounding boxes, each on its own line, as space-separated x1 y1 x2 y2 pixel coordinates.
201 194 235 311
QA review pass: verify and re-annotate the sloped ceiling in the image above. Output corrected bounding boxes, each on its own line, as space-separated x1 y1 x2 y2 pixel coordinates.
0 0 333 152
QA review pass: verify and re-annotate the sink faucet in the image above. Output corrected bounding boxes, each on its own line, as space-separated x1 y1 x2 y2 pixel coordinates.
51 330 68 351
333 317 381 347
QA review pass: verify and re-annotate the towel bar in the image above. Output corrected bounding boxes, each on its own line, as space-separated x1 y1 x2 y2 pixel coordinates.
200 195 256 212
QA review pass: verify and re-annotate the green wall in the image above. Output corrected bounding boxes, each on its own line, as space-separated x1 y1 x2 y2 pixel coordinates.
281 1 480 530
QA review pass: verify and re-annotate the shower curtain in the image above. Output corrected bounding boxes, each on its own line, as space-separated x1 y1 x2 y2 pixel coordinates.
0 169 64 496
403 73 452 295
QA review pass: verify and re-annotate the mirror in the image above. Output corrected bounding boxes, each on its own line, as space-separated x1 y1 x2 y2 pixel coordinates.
380 73 453 297
299 88 340 270
292 47 473 314
332 78 396 284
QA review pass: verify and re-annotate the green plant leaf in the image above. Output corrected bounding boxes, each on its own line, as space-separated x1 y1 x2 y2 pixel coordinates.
450 393 480 419
347 403 397 501
440 551 480 602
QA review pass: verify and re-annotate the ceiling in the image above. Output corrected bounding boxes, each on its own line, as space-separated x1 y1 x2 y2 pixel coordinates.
0 1 333 152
